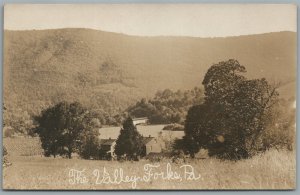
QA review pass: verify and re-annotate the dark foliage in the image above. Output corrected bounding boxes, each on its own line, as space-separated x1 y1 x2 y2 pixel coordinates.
128 87 204 124
114 117 144 160
34 101 88 158
184 59 279 160
78 116 101 159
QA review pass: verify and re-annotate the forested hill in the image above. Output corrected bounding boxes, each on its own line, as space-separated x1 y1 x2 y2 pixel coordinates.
4 29 296 117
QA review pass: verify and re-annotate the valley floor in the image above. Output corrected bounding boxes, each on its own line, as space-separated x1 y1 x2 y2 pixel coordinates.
2 149 295 190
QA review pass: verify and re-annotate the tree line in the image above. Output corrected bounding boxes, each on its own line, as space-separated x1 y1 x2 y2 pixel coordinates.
3 87 204 137
4 59 295 160
127 87 204 124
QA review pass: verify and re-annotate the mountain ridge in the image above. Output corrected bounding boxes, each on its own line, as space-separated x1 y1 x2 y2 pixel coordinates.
4 28 296 117
4 28 295 39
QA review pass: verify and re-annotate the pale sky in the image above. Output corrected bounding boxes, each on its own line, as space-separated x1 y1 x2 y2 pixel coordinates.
4 4 297 37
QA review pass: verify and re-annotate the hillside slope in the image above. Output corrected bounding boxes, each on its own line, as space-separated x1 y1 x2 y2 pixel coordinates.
3 29 296 116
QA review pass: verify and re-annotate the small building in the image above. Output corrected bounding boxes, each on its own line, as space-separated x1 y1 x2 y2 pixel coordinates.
100 136 163 159
132 117 148 126
100 138 116 160
141 136 163 156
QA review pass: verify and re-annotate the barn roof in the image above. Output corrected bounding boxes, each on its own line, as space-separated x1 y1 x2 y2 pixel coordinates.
100 137 154 146
101 139 116 146
133 117 148 121
142 137 155 144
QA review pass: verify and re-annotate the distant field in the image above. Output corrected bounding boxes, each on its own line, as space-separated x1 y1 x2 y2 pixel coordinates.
2 137 295 190
3 137 43 156
99 125 184 139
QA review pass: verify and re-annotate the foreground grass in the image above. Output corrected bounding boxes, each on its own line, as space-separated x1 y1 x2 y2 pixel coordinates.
3 149 295 190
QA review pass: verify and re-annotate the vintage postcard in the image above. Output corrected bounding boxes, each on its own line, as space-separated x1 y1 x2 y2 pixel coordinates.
2 4 297 190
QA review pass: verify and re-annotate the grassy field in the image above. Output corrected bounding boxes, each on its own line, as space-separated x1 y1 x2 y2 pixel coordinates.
2 137 295 190
98 125 184 139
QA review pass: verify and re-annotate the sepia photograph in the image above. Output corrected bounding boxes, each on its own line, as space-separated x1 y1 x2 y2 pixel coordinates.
2 3 297 190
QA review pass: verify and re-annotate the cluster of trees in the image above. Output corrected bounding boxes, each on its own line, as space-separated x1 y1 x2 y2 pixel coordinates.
127 87 204 124
33 102 101 159
6 86 206 138
181 59 288 160
32 101 145 160
3 85 204 138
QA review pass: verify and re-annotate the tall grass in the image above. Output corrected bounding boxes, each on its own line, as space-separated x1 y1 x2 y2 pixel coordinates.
3 149 295 190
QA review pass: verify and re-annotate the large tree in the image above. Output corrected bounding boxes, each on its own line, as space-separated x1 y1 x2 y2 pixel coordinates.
78 114 102 159
114 117 144 160
34 101 88 158
184 59 279 159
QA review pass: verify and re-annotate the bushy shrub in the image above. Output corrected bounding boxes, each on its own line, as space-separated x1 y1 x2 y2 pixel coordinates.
3 146 8 156
78 115 101 159
260 99 296 151
3 146 11 167
78 130 101 160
